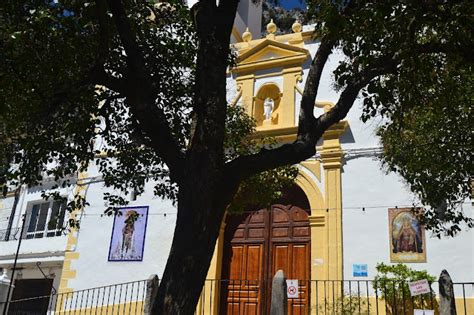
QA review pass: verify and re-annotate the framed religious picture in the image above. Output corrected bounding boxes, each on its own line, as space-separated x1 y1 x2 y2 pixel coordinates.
108 206 149 262
389 208 427 263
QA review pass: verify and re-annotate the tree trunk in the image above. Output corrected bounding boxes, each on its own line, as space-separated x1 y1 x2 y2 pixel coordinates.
150 177 227 314
149 4 241 313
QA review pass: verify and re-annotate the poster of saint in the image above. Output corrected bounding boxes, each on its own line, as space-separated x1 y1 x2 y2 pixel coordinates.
389 208 426 263
108 206 149 262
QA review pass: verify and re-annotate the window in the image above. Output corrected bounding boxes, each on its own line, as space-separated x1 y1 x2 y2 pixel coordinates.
24 200 67 239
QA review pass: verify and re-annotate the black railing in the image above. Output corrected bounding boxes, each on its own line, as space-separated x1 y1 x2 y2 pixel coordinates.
0 227 66 242
3 279 473 314
5 279 148 315
197 279 474 315
0 228 21 241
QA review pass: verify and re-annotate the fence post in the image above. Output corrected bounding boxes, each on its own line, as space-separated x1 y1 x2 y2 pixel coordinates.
144 274 159 315
439 270 456 315
270 270 287 315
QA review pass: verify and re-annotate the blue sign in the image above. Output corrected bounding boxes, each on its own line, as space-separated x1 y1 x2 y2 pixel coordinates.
353 264 368 277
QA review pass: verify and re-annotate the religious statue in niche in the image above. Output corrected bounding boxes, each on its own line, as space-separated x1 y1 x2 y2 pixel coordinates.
389 208 426 263
263 97 274 121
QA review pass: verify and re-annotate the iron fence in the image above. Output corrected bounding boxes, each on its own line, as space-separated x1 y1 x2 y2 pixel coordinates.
3 279 473 314
197 279 474 315
5 279 147 315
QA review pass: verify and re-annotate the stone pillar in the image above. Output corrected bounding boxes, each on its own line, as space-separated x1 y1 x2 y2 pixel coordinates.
144 274 159 315
270 270 287 315
439 270 456 315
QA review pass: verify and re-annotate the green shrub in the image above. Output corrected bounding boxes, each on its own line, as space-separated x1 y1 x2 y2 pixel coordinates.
317 294 369 315
373 263 437 314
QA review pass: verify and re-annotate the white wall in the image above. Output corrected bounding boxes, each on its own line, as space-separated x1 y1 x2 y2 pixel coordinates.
236 0 262 37
302 37 474 285
0 196 14 231
342 154 474 281
0 185 71 265
68 175 177 290
330 55 474 284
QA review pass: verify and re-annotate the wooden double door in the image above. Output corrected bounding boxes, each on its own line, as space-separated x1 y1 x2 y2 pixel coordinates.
220 204 311 314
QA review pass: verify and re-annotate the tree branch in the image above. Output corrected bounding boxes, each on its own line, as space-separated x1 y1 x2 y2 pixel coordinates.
105 0 185 181
187 0 239 167
91 66 126 93
215 0 240 44
95 0 110 65
416 42 473 63
298 36 335 137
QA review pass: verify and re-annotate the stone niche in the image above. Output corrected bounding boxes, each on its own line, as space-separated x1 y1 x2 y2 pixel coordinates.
254 83 282 128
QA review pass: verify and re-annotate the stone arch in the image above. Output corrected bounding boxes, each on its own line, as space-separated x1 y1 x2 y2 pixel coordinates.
295 169 325 215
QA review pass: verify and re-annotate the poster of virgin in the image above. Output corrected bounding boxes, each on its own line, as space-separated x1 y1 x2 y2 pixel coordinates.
389 208 426 263
108 206 149 261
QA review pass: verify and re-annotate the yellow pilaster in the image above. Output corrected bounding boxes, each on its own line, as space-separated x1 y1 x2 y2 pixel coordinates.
235 75 255 117
320 120 347 281
56 171 88 310
280 67 302 127
197 221 226 315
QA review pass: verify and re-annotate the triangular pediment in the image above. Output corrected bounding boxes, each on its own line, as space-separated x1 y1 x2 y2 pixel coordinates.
233 39 310 74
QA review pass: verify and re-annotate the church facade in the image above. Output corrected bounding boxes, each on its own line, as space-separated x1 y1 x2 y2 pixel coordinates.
0 2 472 314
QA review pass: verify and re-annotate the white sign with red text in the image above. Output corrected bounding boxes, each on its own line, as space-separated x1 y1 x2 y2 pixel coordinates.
408 279 430 296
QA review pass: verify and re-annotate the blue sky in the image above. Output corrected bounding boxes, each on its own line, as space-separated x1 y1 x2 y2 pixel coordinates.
279 0 307 10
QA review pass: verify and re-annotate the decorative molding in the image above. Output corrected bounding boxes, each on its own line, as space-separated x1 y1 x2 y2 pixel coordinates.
232 39 310 75
309 215 326 227
300 160 321 182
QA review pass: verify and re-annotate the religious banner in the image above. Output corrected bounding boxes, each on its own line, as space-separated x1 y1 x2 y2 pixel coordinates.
389 208 426 263
108 206 149 262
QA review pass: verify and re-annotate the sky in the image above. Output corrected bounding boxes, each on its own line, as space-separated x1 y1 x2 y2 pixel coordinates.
279 0 307 10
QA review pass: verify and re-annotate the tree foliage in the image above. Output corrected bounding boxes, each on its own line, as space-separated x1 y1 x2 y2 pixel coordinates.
0 0 295 216
262 0 310 35
1 0 473 312
309 0 473 236
373 263 437 314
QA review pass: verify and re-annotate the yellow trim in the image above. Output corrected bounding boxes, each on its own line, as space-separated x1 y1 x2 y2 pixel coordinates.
234 54 308 74
232 30 316 52
57 171 88 298
60 270 77 279
55 301 144 314
232 39 309 75
300 160 322 182
197 221 226 314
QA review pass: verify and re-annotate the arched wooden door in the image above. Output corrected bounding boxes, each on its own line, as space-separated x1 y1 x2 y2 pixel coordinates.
220 186 311 314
